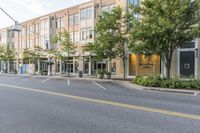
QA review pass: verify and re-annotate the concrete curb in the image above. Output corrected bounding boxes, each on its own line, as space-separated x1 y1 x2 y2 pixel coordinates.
113 80 200 95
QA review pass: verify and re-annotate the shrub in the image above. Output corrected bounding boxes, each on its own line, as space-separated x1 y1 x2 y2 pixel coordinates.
133 76 200 89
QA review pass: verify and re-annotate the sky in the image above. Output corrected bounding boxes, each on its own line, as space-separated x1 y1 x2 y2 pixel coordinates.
0 0 90 28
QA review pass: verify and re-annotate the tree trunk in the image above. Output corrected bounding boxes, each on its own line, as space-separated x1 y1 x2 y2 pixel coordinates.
165 65 171 80
67 52 70 77
164 57 172 80
123 57 126 80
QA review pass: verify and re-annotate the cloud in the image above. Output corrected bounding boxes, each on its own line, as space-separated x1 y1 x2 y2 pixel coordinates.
10 0 48 15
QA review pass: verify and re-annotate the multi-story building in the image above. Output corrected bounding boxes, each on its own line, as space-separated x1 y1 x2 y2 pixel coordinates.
0 0 162 78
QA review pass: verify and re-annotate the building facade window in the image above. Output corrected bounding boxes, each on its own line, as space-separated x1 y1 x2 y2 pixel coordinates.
74 14 79 25
80 9 86 20
11 32 15 38
70 32 74 42
30 39 33 48
27 39 30 48
128 0 140 6
39 19 50 48
27 27 30 35
61 17 64 28
80 27 93 43
56 18 61 28
80 29 86 41
102 4 115 12
22 28 26 36
35 24 39 33
69 15 74 26
69 14 79 26
87 8 93 20
74 32 79 43
80 7 93 21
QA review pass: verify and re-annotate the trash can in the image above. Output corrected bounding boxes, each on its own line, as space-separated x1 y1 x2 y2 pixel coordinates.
79 71 83 78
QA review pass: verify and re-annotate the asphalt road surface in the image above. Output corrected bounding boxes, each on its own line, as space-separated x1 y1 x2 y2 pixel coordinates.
0 75 199 133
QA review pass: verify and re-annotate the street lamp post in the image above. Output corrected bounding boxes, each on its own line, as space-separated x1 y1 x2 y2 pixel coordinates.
0 7 21 32
1 7 52 76
0 7 21 74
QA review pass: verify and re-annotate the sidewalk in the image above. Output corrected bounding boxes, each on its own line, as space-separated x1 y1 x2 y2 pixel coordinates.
0 73 199 95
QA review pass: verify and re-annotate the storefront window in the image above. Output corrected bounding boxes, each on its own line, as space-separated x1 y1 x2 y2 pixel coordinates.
129 54 160 76
83 57 89 74
56 60 60 73
62 57 73 74
111 62 116 75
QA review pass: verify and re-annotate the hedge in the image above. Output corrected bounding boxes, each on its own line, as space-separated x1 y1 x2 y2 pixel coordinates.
133 76 200 89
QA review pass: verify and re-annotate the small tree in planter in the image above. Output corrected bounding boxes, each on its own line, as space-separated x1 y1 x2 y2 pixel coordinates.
0 45 15 73
105 71 111 79
51 30 76 77
97 70 104 79
23 46 44 75
87 7 135 80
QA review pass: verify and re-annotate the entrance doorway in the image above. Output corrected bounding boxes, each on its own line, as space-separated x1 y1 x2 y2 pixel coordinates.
62 58 73 74
92 61 107 74
180 51 195 78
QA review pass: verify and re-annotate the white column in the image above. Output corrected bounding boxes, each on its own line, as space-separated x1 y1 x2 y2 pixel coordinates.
47 56 51 76
7 61 10 73
107 60 111 73
73 57 76 75
38 59 40 73
16 59 19 74
60 60 62 75
0 61 2 73
89 56 92 75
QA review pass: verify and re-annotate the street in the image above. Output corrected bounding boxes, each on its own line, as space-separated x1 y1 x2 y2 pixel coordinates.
0 75 199 133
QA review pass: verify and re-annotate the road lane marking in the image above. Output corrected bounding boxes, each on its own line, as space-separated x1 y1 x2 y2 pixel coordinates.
92 81 107 90
41 77 51 83
0 83 200 120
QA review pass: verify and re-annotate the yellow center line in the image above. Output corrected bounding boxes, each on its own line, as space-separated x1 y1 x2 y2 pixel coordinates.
0 83 200 120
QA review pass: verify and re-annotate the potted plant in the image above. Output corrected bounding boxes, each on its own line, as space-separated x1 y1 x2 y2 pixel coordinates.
3 69 7 73
13 70 17 74
40 70 48 75
97 70 104 79
105 71 111 79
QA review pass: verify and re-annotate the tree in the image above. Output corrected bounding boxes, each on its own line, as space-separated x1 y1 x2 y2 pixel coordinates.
129 0 200 79
0 45 4 61
23 45 44 75
88 6 134 79
0 45 15 72
51 30 76 77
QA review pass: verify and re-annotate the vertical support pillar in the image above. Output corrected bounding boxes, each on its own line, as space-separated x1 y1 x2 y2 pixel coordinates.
79 56 84 73
107 60 111 73
16 58 19 74
89 56 92 75
38 59 40 73
73 57 76 75
60 60 62 75
7 61 10 73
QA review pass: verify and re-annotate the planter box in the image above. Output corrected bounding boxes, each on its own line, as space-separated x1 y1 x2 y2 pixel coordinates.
105 74 111 79
97 74 104 79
